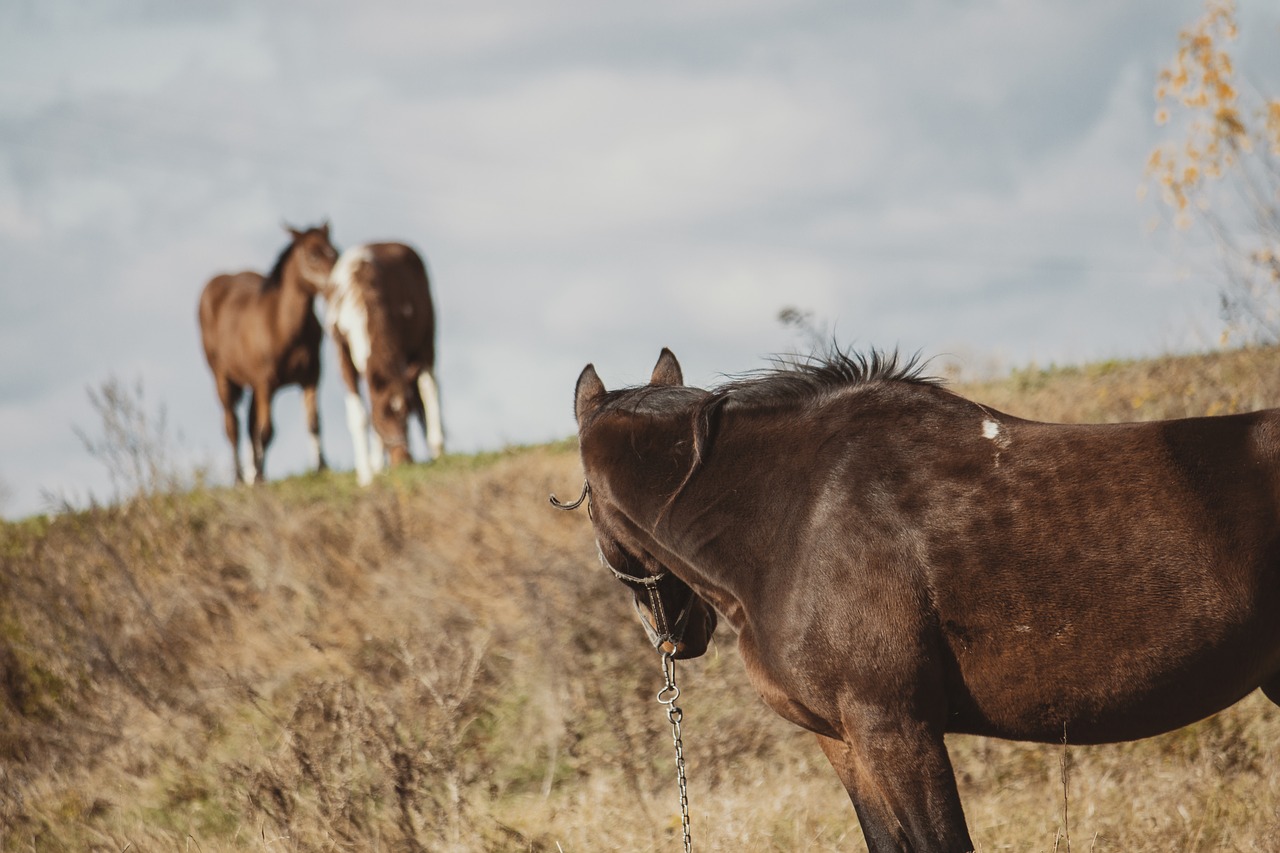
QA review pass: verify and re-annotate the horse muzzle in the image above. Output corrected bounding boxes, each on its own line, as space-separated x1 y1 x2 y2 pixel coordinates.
634 595 717 659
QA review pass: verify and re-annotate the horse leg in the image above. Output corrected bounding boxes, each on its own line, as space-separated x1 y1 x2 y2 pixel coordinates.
216 377 244 484
344 391 377 485
302 383 327 472
815 724 973 853
245 392 258 483
249 386 275 485
369 425 386 475
417 367 445 460
336 339 374 486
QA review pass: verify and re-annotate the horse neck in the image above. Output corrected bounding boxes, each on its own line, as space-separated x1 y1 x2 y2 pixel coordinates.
639 409 780 601
272 264 318 339
590 410 699 533
592 409 755 627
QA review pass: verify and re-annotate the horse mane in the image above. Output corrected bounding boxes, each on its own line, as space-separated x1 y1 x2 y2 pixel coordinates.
262 241 297 290
711 347 942 409
591 347 942 528
592 347 940 427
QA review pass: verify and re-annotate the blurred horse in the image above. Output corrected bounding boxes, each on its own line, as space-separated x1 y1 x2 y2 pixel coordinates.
325 242 444 485
198 223 338 484
568 347 1280 853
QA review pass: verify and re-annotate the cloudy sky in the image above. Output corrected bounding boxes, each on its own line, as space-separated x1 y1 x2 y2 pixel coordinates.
2 0 1278 518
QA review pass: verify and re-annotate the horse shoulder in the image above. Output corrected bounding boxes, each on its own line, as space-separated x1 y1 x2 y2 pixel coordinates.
328 246 377 355
735 625 842 739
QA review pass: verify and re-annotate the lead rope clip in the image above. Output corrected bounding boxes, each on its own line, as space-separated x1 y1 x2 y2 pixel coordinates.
657 650 692 853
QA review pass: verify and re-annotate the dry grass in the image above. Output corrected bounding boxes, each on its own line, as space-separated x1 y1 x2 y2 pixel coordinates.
3 347 1280 851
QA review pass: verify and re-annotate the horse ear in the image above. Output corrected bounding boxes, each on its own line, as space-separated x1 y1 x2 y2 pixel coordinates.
575 364 607 423
320 220 331 237
282 221 302 240
650 348 683 386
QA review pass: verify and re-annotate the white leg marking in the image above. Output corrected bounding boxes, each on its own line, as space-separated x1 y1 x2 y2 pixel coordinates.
418 369 445 460
308 433 323 471
345 391 373 486
370 429 386 474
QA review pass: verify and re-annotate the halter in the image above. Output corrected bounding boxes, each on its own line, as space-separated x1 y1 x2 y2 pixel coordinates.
551 478 697 852
549 480 591 511
597 544 696 652
550 480 695 652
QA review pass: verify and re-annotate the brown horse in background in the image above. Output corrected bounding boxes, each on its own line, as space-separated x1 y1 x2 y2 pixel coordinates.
198 223 338 484
325 242 444 486
568 348 1280 853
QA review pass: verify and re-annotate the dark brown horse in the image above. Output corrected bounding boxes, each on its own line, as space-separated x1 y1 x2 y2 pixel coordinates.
198 223 338 484
567 347 1280 853
325 242 443 486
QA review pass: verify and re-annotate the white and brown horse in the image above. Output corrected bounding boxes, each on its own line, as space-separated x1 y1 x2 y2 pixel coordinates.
325 242 444 485
198 223 338 484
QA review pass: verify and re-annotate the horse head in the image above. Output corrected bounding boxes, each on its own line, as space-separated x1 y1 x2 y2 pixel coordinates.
283 221 339 294
367 365 417 466
570 349 719 659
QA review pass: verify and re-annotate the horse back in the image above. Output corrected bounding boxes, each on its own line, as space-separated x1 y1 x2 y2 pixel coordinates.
912 405 1280 741
371 243 435 365
334 243 436 374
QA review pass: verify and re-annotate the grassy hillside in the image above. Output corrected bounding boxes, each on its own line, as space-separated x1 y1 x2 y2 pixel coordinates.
3 347 1280 852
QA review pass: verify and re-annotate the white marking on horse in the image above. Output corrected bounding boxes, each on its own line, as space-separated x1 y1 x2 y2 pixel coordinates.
369 429 386 474
327 247 375 375
345 391 373 486
983 419 1012 448
982 418 1011 468
419 369 445 460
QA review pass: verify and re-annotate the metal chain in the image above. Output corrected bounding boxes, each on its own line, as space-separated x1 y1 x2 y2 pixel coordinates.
657 650 692 853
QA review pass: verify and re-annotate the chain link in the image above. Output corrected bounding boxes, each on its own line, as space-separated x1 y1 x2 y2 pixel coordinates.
658 650 692 853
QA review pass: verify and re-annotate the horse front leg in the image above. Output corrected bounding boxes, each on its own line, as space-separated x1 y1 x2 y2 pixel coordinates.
335 338 374 486
417 368 444 461
215 377 244 484
369 424 387 475
302 383 327 472
815 725 972 853
248 386 275 485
